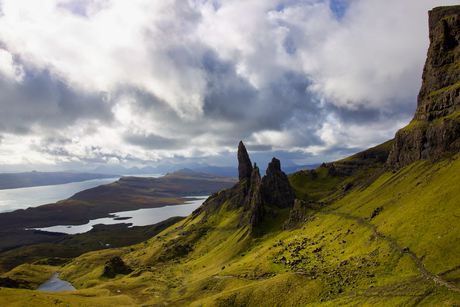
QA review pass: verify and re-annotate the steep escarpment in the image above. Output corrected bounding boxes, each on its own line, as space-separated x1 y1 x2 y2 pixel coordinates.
387 5 460 171
193 141 295 227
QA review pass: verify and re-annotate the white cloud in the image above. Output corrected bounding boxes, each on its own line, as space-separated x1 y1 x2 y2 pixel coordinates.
0 49 24 82
0 0 207 118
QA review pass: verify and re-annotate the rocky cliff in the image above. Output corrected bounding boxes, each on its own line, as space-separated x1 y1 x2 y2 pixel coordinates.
387 5 460 171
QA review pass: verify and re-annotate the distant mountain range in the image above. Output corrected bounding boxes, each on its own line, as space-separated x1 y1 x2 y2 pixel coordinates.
0 163 319 190
88 162 320 177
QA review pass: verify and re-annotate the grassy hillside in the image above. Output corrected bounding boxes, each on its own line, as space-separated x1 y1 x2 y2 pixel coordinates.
289 140 393 201
2 147 460 306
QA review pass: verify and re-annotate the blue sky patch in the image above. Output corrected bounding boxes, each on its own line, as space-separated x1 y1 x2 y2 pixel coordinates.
329 0 350 19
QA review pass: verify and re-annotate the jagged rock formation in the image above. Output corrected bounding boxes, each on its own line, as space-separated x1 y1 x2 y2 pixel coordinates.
238 141 253 181
243 164 266 226
193 142 296 227
262 158 296 209
387 6 460 171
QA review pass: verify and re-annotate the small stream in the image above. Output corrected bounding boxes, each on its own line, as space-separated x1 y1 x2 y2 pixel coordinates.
36 272 76 292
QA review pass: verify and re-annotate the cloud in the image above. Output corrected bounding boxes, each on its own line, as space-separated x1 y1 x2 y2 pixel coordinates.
123 133 183 150
57 0 110 17
0 64 114 135
304 0 433 110
0 0 457 170
245 144 273 152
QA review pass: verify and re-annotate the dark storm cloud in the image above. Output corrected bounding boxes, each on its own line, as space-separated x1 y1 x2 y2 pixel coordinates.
0 62 114 135
202 51 259 122
326 97 416 126
200 51 324 146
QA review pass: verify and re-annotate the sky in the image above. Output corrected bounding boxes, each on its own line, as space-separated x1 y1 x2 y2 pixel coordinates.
0 0 458 172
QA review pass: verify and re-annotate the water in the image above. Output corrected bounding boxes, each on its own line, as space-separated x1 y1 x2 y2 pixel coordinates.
0 174 163 213
36 196 207 234
36 272 76 292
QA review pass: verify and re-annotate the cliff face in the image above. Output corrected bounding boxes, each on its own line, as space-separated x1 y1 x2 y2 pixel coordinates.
193 141 296 227
387 6 460 171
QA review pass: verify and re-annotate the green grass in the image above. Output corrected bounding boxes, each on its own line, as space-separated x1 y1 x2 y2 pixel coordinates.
289 165 348 201
398 120 427 133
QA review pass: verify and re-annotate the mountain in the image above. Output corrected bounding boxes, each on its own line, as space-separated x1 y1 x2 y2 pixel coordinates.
89 162 315 177
91 164 128 175
2 6 460 306
90 163 217 175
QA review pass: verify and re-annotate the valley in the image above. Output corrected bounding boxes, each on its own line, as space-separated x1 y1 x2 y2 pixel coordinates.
0 171 236 274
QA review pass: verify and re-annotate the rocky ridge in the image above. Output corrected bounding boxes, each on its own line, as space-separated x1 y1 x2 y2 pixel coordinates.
387 5 460 171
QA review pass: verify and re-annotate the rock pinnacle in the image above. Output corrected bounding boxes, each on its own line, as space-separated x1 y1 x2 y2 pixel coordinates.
238 141 253 181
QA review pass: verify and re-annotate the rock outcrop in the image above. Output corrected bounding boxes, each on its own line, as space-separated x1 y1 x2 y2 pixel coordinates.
387 5 460 171
193 141 296 227
0 277 30 289
101 256 133 278
262 158 296 209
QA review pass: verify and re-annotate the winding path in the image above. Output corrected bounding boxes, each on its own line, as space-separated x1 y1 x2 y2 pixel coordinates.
322 211 460 293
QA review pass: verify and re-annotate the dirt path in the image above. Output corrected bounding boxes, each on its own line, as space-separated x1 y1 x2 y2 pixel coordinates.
322 211 460 293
